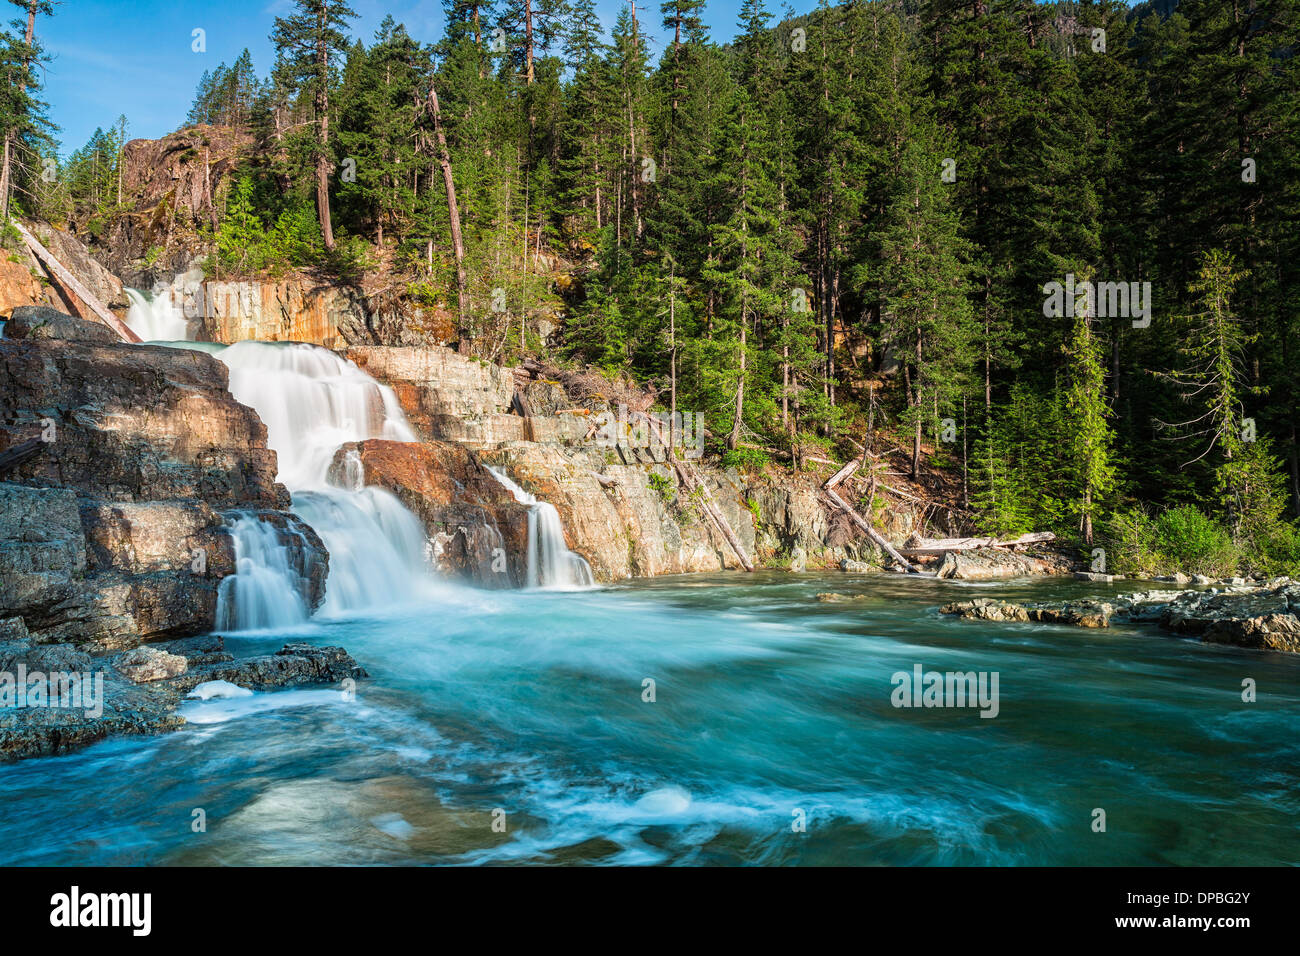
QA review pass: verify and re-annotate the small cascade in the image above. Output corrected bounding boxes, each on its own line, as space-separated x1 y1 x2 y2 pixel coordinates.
488 467 595 590
124 288 190 342
218 341 416 490
216 513 311 631
292 487 429 615
208 341 433 625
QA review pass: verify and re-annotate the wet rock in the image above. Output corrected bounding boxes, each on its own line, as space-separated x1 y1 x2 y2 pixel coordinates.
115 646 189 683
940 599 1031 623
1 638 369 761
332 439 529 587
816 592 870 603
944 581 1300 653
170 643 367 693
840 558 875 573
1202 614 1300 653
0 333 308 647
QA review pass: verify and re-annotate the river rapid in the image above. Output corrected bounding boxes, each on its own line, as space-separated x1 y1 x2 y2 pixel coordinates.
1 571 1295 866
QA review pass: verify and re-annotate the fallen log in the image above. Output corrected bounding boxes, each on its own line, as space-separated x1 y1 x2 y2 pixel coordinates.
897 531 1055 558
822 486 930 575
12 221 141 344
640 412 754 572
823 458 860 489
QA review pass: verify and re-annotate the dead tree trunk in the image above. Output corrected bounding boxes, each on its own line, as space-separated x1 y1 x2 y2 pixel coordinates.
427 79 470 353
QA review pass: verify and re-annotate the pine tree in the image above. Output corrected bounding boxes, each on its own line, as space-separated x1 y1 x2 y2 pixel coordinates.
271 0 357 252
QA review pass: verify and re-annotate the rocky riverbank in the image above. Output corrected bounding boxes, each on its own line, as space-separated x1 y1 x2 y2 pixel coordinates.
940 578 1300 653
0 635 364 760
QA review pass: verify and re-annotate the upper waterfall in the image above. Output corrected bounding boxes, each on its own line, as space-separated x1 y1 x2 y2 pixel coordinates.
124 288 190 342
217 341 417 490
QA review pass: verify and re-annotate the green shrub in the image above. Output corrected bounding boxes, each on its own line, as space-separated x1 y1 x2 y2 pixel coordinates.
1154 505 1239 576
648 471 673 502
1107 504 1240 577
1248 522 1300 578
721 447 770 472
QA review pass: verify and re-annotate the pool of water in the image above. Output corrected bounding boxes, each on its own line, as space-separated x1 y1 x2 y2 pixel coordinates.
1 572 1296 865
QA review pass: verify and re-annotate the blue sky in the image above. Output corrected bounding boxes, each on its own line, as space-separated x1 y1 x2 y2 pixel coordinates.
40 0 822 158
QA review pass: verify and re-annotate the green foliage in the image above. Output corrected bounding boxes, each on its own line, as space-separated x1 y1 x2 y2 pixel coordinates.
721 448 770 473
215 174 322 274
648 471 673 502
1106 505 1240 578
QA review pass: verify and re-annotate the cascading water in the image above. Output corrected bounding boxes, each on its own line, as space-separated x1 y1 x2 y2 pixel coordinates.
488 467 595 590
215 514 311 631
207 340 434 627
124 288 190 341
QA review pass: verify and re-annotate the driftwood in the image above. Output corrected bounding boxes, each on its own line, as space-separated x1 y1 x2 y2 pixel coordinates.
640 413 754 572
897 532 1055 558
821 457 928 575
13 221 141 343
0 437 42 474
822 487 930 575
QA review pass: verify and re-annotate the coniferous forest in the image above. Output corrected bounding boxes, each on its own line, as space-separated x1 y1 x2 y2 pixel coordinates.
14 0 1300 576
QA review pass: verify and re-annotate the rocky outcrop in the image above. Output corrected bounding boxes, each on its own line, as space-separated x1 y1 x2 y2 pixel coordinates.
0 635 366 761
342 343 873 580
0 313 324 647
0 257 46 316
0 223 130 320
4 304 119 344
934 548 1065 580
329 439 530 587
941 579 1300 653
97 126 254 284
128 268 460 350
0 331 285 508
345 345 518 444
480 442 758 580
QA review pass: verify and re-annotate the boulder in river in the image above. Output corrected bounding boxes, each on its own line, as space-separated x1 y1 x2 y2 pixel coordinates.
941 581 1300 653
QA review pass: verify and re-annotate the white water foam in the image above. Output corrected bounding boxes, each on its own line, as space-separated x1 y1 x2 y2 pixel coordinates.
209 341 432 627
124 288 190 341
487 467 594 590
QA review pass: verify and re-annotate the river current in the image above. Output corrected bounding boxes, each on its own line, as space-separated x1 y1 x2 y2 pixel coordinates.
1 571 1295 866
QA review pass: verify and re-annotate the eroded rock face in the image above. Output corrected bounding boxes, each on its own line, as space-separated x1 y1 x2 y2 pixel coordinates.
0 336 286 508
481 443 758 580
329 439 530 587
345 346 516 443
0 332 323 648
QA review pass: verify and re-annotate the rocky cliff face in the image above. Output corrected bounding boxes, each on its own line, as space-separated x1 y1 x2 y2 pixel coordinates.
339 342 877 581
0 308 324 649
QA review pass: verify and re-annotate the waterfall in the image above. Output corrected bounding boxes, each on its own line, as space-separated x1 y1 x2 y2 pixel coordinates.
125 288 190 342
209 341 433 628
216 514 312 631
487 467 595 590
